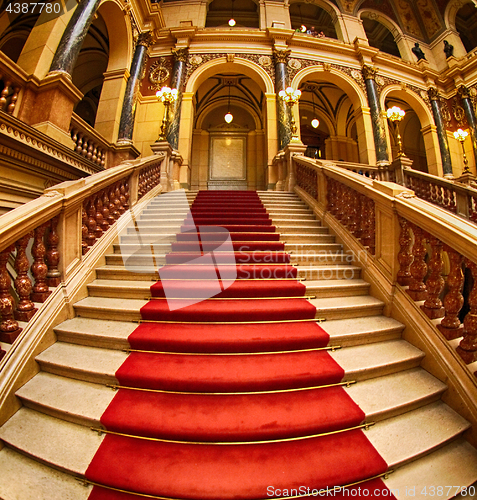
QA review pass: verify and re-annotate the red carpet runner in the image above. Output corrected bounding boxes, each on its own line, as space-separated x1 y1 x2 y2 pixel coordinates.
86 191 394 499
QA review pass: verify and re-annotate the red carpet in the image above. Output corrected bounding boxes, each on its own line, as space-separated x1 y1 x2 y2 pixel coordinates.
86 190 394 500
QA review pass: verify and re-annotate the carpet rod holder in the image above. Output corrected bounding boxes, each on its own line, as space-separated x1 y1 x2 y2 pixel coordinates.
122 345 342 355
147 295 317 301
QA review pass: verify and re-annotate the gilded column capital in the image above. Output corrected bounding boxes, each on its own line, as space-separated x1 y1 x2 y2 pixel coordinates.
428 87 440 101
362 65 377 80
137 31 154 48
172 47 189 63
458 85 470 100
273 48 291 65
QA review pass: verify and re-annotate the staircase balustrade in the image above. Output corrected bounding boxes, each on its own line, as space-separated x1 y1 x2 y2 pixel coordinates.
0 154 166 363
70 114 109 168
294 155 477 372
0 55 25 116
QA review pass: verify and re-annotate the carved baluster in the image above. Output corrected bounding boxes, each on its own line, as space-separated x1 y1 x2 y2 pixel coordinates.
86 196 97 246
0 80 11 111
335 183 345 220
397 217 413 286
82 206 89 255
326 177 334 213
123 180 130 210
7 86 20 115
361 197 375 254
101 150 106 168
110 184 120 220
45 216 61 286
355 193 365 239
101 189 112 228
437 248 464 340
421 237 445 318
406 226 428 301
0 246 22 343
119 180 127 213
448 189 456 213
347 189 358 235
92 146 98 164
117 182 126 215
76 134 84 155
14 234 37 322
31 224 51 302
81 138 89 157
71 128 78 147
94 194 104 238
456 260 477 363
108 185 118 222
86 141 94 161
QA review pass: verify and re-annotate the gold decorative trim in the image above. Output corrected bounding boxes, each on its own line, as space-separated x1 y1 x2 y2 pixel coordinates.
106 380 357 396
123 345 341 355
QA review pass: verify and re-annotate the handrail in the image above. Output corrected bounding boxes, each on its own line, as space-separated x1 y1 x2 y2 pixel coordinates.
0 153 165 360
293 155 477 373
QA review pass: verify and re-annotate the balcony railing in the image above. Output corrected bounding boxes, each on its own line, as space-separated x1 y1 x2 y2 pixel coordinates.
0 53 27 116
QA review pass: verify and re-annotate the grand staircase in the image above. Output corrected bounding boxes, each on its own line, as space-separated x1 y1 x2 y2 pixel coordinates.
0 190 477 499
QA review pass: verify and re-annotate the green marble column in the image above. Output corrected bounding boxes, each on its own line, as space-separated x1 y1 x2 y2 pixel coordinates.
273 48 291 150
166 48 188 150
117 32 152 144
428 87 453 176
362 65 388 165
49 0 102 76
458 85 477 168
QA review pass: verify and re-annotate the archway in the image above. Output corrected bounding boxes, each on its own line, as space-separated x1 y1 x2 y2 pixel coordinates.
292 66 374 165
289 1 338 39
360 13 400 58
180 57 275 189
381 86 439 175
205 0 259 28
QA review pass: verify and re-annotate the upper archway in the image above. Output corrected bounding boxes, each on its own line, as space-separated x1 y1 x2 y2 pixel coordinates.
205 0 259 28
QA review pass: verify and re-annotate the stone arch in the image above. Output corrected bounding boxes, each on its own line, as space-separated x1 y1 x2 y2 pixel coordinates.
288 0 345 41
291 65 375 164
380 84 441 174
358 9 408 60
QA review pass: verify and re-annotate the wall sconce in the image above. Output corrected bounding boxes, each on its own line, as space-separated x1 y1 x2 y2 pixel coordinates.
279 86 301 139
156 86 178 141
386 105 406 157
454 128 471 174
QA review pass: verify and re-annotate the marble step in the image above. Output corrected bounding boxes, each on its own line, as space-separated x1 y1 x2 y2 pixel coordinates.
53 314 403 351
124 225 329 235
85 278 370 300
0 398 468 486
95 263 361 281
15 367 445 430
72 292 379 322
34 338 422 386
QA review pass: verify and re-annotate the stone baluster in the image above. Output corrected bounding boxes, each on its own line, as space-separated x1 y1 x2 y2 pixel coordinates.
0 80 11 111
86 141 94 161
456 260 477 363
7 86 20 115
119 180 128 212
347 189 358 235
31 224 51 302
437 248 464 339
110 185 120 220
123 180 130 210
75 133 84 155
45 216 61 286
0 246 22 343
406 226 428 301
14 234 37 322
326 177 335 214
81 138 89 157
86 196 97 246
102 189 113 228
421 237 445 318
81 206 89 255
361 197 375 254
116 182 126 215
92 146 98 164
397 217 413 286
94 194 104 238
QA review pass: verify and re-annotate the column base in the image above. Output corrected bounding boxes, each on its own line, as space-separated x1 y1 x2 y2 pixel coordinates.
0 327 23 344
456 345 477 364
437 323 463 340
420 305 445 319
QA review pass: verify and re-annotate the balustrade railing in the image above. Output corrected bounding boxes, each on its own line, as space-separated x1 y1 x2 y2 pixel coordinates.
0 153 166 362
294 154 477 373
70 113 109 168
0 53 27 116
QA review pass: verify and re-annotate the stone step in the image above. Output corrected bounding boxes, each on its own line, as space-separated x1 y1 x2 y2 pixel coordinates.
85 278 370 300
267 213 316 220
0 446 93 500
72 292 379 322
34 338 420 387
0 395 468 487
105 254 167 267
15 367 445 432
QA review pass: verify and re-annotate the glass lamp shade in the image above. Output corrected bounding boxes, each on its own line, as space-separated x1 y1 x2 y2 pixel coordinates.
228 18 236 26
311 118 319 128
224 112 234 123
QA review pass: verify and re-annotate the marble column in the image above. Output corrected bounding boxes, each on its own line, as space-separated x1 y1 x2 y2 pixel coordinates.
273 48 291 150
362 65 388 166
49 0 102 75
166 47 189 150
428 87 453 176
458 85 477 168
117 32 152 144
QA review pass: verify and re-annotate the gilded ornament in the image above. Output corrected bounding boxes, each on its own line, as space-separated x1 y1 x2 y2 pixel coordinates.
190 55 203 66
273 48 290 65
362 65 376 80
375 75 385 86
172 47 188 63
351 69 362 80
288 58 301 70
259 56 272 67
148 59 171 91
